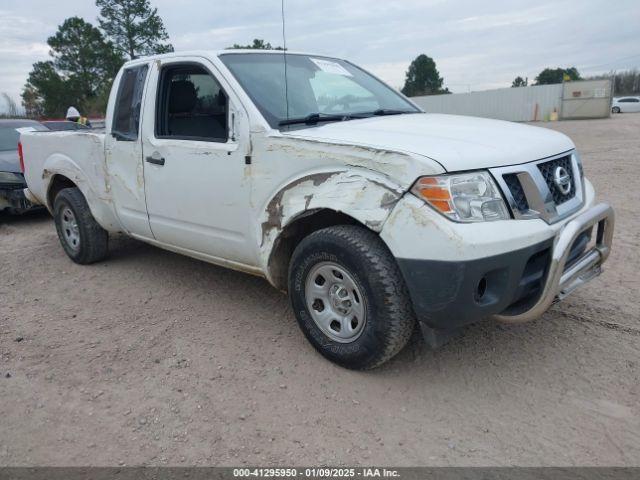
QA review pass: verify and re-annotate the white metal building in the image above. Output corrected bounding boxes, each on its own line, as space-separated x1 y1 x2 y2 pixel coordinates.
411 79 612 122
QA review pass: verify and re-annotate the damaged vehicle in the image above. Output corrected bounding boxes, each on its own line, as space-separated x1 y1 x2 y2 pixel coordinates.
0 119 48 213
20 51 614 369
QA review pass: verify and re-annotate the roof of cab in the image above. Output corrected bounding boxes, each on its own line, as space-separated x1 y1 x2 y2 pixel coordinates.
121 49 339 68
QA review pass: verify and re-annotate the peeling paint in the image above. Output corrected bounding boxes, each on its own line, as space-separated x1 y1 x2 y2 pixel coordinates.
258 167 406 283
21 130 121 232
263 137 417 185
380 191 397 209
260 171 340 246
304 194 313 210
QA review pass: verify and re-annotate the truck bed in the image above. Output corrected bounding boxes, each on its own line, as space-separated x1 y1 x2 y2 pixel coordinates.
21 130 108 209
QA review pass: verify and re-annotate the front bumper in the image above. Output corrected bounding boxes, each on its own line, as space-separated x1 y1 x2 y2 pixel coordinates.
494 202 614 323
0 181 37 213
393 202 614 330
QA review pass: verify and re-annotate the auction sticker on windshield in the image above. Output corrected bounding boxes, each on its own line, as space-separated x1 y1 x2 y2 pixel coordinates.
311 58 353 76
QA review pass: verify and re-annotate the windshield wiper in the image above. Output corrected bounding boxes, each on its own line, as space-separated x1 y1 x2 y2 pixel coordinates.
278 113 351 127
370 109 418 116
278 109 417 127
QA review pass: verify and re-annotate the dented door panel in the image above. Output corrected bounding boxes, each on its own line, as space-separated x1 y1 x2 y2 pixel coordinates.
104 64 154 238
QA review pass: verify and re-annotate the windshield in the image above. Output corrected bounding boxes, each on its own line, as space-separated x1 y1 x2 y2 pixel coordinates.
0 127 21 152
219 53 419 128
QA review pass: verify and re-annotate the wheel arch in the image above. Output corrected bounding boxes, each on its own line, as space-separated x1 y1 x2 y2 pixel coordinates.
47 174 77 211
260 169 406 290
44 169 120 232
266 208 378 291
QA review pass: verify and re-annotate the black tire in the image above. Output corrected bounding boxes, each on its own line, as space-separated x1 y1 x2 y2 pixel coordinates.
53 187 108 264
288 225 415 370
612 106 620 114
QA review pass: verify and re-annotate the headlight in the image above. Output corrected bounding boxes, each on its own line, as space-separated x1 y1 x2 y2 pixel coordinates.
0 172 24 184
573 151 584 178
411 171 510 222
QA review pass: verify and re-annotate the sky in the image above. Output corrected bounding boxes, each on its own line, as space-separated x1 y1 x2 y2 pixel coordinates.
1 0 639 113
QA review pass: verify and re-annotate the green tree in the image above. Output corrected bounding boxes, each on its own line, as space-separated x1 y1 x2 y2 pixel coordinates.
401 54 449 97
97 0 174 59
227 38 284 50
48 17 123 97
21 17 124 117
511 76 528 87
21 84 44 118
535 67 581 85
22 62 72 117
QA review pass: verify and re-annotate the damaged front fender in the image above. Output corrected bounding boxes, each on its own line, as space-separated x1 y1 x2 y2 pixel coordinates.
258 168 405 285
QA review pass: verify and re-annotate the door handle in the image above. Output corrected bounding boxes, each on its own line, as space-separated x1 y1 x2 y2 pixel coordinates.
146 154 165 166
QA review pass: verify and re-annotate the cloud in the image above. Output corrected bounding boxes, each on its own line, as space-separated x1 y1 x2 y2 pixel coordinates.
174 23 283 50
363 61 411 90
452 6 553 31
1 0 639 112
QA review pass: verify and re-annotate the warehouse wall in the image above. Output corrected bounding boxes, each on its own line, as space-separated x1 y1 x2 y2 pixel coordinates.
411 80 612 122
561 79 612 119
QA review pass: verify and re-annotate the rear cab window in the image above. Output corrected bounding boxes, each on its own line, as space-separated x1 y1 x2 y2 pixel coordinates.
112 64 149 141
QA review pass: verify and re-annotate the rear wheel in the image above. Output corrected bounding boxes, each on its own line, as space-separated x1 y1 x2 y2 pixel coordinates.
53 187 108 264
288 225 415 370
612 106 621 114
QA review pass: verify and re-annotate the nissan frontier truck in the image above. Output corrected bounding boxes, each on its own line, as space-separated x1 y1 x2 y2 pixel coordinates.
19 51 614 369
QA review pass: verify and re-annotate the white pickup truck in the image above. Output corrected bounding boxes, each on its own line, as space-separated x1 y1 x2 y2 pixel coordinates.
20 50 614 369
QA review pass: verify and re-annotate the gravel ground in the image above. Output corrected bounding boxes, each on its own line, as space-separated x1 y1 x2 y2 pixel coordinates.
1 114 639 467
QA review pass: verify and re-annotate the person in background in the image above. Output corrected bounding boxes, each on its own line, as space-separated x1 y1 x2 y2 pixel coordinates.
65 107 92 127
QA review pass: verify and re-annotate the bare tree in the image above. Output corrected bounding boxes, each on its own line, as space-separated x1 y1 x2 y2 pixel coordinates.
1 92 19 117
586 69 640 95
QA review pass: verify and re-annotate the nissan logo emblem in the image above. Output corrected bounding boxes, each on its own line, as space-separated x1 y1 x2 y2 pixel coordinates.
554 166 572 195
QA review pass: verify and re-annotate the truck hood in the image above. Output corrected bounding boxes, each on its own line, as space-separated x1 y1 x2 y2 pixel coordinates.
0 150 19 173
282 113 575 172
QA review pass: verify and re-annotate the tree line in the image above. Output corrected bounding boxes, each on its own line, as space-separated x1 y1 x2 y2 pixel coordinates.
511 67 581 87
21 0 173 118
511 67 640 95
585 69 640 96
18 17 289 119
11 6 640 119
407 60 639 95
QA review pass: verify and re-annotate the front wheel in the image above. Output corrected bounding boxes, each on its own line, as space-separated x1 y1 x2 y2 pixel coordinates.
612 106 621 114
53 187 109 264
288 225 415 370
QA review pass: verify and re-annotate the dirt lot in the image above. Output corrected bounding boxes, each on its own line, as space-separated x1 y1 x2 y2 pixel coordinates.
1 114 639 467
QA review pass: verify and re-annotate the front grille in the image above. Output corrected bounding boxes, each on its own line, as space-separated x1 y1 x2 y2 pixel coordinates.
537 155 576 205
491 152 583 224
502 174 529 213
